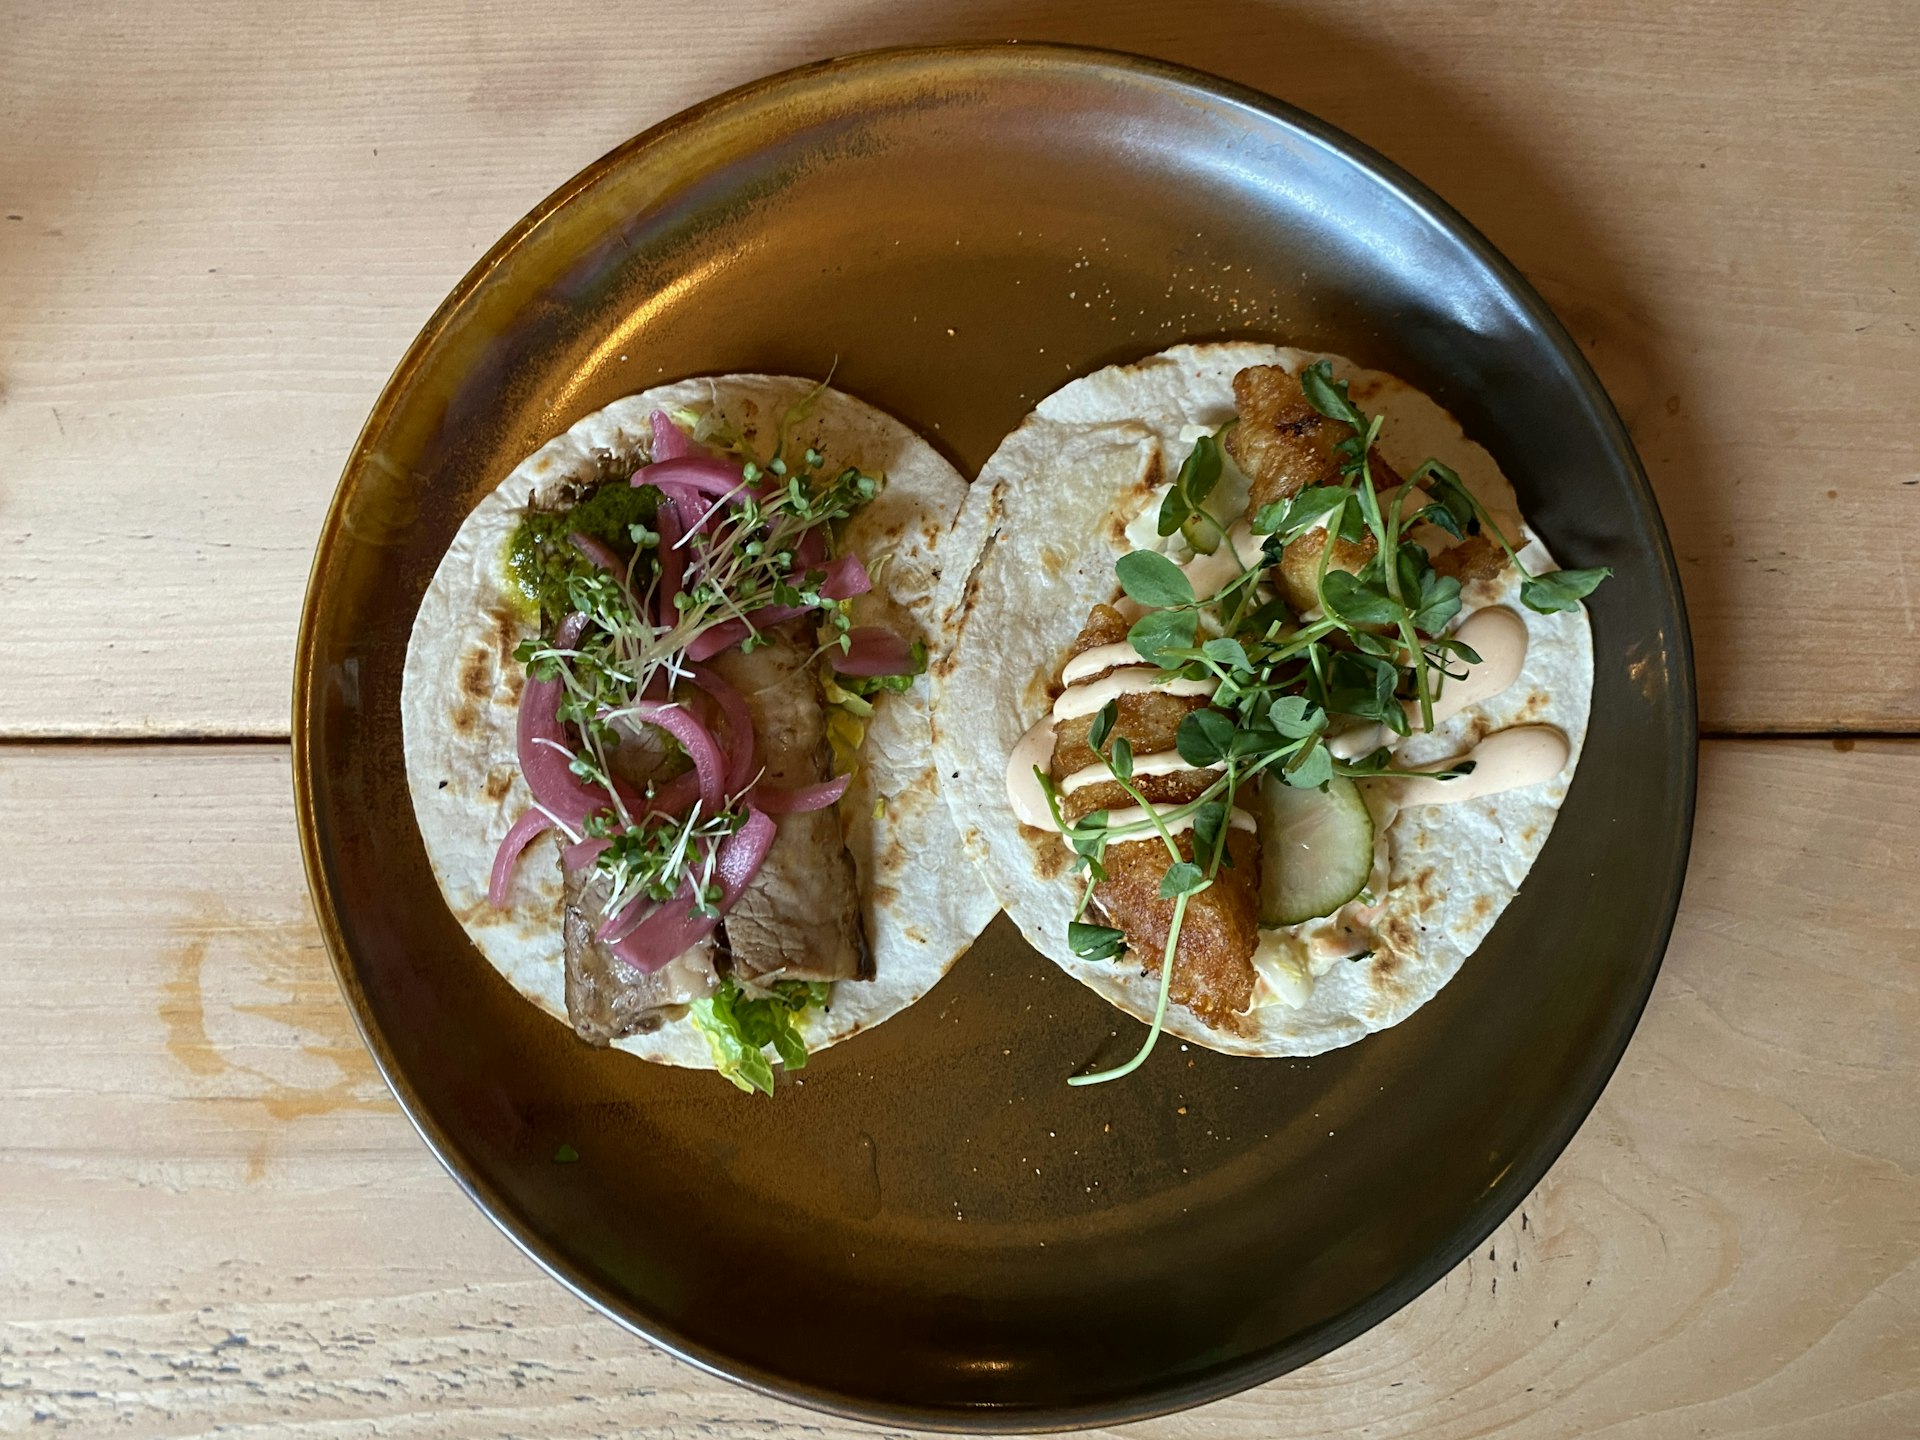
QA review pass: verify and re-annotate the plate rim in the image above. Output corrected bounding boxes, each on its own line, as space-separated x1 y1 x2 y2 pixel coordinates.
292 40 1698 1432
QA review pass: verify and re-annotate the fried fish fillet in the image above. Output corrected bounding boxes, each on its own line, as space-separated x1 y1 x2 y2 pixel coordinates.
1227 364 1402 514
1048 603 1260 1029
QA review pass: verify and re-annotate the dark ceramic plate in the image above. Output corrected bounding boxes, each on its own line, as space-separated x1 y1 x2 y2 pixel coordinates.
294 44 1694 1431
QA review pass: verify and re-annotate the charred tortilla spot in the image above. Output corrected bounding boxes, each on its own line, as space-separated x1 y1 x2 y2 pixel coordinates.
1378 912 1416 953
484 766 513 803
1041 544 1066 578
871 883 901 908
1470 893 1494 922
459 647 492 701
984 479 1009 531
1371 935 1407 979
1128 449 1164 502
880 834 909 877
487 604 522 660
904 925 928 945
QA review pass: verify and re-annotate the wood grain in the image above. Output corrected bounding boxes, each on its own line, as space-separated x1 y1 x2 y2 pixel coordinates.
1 740 1914 1436
1 0 1917 737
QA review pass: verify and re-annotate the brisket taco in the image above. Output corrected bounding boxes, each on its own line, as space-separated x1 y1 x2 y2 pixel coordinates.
931 343 1605 1076
402 376 995 1093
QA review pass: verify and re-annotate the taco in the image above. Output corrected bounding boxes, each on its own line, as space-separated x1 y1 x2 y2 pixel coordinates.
931 343 1605 1075
401 376 996 1093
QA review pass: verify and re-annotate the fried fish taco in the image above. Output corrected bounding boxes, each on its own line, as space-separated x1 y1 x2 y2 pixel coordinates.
932 343 1605 1075
402 376 995 1093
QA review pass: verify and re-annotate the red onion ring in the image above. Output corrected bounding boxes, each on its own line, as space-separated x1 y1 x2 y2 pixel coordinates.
515 614 603 831
635 455 749 497
488 808 554 907
685 663 757 797
818 550 871 600
754 773 851 814
654 498 684 623
835 626 918 677
603 808 776 965
649 408 692 462
623 701 725 812
563 836 609 871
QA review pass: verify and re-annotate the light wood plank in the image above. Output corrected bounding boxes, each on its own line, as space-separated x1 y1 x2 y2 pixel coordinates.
0 740 1913 1436
1 1 1916 737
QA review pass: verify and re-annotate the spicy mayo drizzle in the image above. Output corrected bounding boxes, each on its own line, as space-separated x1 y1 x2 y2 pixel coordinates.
1008 620 1246 834
1328 606 1529 759
1394 725 1570 807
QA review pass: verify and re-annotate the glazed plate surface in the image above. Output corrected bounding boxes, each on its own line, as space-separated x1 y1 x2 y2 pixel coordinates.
294 44 1695 1429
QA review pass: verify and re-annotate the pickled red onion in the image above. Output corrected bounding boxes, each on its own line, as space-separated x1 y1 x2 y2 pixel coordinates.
686 663 757 796
655 498 684 622
488 808 554 907
603 808 775 966
818 550 871 600
835 626 918 676
649 409 692 462
624 701 725 812
516 614 604 831
563 836 609 871
754 774 851 814
635 455 749 497
685 606 806 661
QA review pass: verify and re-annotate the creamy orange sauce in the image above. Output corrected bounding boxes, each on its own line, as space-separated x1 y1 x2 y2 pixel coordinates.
1060 749 1222 794
1051 668 1214 721
1061 641 1143 686
1395 725 1570 807
1006 717 1059 829
1327 606 1529 760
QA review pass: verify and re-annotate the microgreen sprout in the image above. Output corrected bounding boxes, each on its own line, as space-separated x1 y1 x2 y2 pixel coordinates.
509 400 885 985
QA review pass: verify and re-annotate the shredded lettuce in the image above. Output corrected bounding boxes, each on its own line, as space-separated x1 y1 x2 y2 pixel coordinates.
690 978 831 1095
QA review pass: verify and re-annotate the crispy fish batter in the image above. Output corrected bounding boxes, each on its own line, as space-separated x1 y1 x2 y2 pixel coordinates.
1048 603 1260 1029
1227 364 1401 513
1096 830 1261 1027
1433 532 1508 586
1051 605 1215 821
1277 527 1379 614
1226 364 1347 510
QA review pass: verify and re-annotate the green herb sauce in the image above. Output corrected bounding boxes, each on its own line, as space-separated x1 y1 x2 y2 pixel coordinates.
505 482 659 622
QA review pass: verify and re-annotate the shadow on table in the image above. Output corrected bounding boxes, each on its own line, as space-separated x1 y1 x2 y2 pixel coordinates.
784 0 1717 697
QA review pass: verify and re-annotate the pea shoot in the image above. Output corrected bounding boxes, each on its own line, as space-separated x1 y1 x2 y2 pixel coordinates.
1059 361 1607 1084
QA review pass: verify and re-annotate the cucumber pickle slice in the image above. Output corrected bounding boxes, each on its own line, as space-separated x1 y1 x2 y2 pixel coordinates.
1258 773 1376 926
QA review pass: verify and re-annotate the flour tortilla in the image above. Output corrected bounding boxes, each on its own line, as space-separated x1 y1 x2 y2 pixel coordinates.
930 342 1594 1057
401 377 998 1069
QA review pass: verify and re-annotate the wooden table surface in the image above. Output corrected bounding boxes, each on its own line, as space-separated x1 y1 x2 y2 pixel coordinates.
2 2 1915 1435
